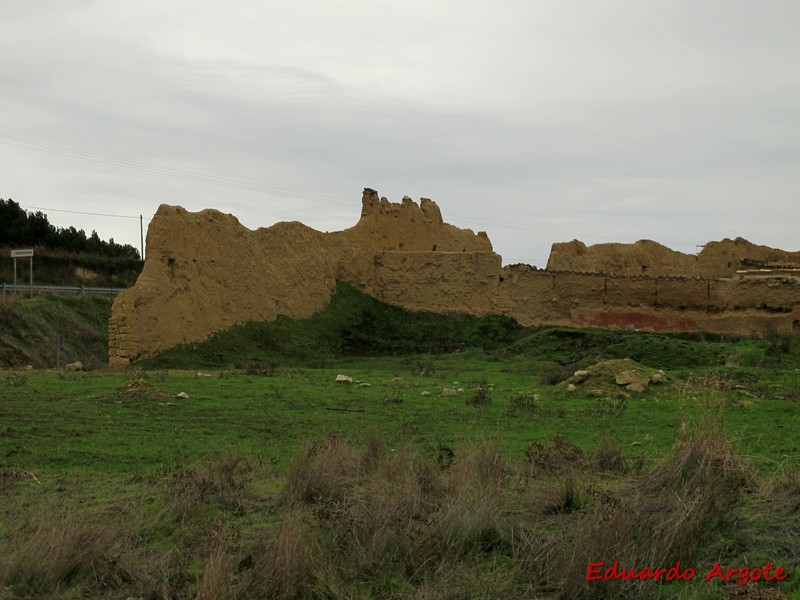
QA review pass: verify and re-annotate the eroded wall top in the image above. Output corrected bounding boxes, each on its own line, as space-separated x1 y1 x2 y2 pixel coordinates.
109 188 800 367
547 237 800 278
109 189 493 366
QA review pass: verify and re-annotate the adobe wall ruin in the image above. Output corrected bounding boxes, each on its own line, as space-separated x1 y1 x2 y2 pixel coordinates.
109 189 491 366
547 237 800 279
109 189 800 366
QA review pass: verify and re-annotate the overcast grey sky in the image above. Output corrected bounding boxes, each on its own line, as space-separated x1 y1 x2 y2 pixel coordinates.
2 0 798 265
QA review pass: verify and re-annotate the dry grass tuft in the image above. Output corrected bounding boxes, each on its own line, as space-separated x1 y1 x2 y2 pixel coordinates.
592 435 629 475
196 527 236 600
0 512 127 596
241 510 323 600
266 435 525 596
560 422 751 599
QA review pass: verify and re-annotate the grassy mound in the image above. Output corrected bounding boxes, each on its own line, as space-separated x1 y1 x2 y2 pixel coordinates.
138 282 523 368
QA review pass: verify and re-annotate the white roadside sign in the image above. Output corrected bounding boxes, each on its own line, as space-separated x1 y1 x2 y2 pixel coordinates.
11 248 34 258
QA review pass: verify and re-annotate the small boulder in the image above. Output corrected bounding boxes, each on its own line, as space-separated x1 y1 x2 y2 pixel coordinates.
650 372 665 384
567 383 577 392
176 391 189 399
573 370 590 383
64 361 83 372
626 382 647 393
335 374 353 383
420 391 431 397
357 382 371 388
615 369 649 387
442 388 457 397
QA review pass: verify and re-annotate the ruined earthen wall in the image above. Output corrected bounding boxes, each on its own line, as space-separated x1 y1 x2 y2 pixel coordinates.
109 189 490 366
110 189 800 366
656 279 709 310
371 252 501 315
369 253 799 335
495 270 558 325
548 237 800 278
710 278 799 313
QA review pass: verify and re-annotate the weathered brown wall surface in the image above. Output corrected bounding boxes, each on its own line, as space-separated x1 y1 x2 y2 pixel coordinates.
109 189 800 366
109 189 491 366
548 237 800 278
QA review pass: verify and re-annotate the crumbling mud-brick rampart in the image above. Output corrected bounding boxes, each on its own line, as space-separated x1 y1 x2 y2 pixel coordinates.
109 189 800 366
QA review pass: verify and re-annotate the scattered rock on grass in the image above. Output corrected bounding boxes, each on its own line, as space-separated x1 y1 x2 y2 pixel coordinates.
615 369 649 387
64 361 83 372
442 388 457 397
176 391 189 399
335 374 353 383
573 370 590 383
420 391 431 397
567 359 667 395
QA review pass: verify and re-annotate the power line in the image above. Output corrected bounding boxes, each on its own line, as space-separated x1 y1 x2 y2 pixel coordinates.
0 134 355 205
19 205 149 221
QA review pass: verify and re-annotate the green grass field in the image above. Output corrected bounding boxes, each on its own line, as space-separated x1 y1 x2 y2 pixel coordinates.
1 285 799 599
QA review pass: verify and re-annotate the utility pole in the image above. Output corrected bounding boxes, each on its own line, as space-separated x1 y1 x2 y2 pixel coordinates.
140 214 145 261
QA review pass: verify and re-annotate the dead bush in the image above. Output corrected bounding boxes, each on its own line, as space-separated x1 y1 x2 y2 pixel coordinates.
525 436 586 475
239 360 277 376
167 452 258 519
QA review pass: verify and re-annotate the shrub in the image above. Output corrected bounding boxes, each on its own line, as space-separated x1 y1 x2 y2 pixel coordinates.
3 372 27 387
466 378 492 406
508 393 542 417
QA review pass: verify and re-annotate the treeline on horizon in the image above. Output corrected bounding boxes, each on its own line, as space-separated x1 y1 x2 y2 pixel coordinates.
0 199 140 260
